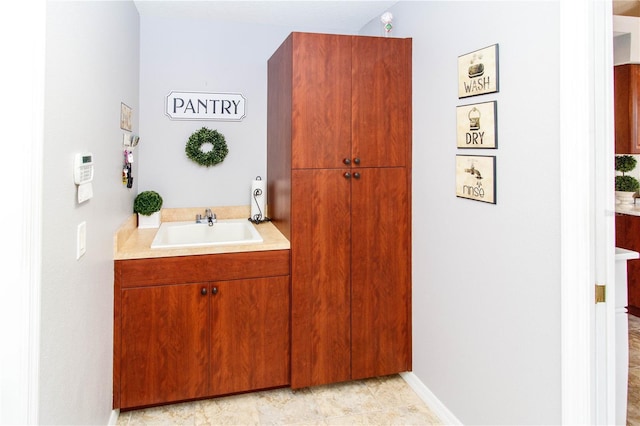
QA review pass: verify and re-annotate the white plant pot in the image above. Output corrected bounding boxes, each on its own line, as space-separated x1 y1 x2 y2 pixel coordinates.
138 211 161 229
615 191 636 205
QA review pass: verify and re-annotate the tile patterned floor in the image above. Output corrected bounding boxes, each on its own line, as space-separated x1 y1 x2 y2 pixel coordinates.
116 374 443 425
630 314 640 425
113 317 640 425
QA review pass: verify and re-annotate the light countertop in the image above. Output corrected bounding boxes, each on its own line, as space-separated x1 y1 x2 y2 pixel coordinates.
114 206 290 260
616 247 640 261
616 204 640 216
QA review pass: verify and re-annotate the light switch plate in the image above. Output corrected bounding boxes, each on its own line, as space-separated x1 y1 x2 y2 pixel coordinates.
77 221 86 259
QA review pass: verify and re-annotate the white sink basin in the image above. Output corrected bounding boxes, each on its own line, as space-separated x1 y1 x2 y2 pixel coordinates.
151 219 263 249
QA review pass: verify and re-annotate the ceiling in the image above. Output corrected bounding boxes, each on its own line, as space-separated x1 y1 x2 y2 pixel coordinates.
134 1 640 33
134 1 399 32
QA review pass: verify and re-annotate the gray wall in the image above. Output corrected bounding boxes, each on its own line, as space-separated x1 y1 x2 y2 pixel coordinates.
138 18 357 208
39 1 562 424
41 2 139 423
360 2 561 424
139 4 562 423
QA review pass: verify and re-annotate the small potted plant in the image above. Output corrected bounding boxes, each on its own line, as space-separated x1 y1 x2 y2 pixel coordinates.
615 155 640 205
133 190 163 228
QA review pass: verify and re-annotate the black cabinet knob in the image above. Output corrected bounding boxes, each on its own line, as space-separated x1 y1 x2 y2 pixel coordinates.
343 158 351 165
344 172 351 179
353 172 360 179
211 287 218 295
201 287 207 296
353 157 361 165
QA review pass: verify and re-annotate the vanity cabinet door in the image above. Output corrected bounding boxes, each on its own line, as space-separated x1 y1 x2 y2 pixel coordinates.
209 276 290 395
616 214 640 316
119 283 209 408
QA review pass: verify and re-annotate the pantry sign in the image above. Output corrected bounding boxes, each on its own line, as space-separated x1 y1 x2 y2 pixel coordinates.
165 91 246 121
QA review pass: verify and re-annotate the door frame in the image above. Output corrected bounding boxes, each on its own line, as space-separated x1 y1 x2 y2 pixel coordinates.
1 0 615 424
560 0 615 424
0 0 45 423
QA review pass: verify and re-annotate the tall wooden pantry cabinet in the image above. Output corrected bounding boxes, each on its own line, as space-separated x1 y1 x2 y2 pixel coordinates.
267 32 412 389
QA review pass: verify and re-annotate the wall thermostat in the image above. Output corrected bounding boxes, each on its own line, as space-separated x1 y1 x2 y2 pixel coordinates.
74 153 94 185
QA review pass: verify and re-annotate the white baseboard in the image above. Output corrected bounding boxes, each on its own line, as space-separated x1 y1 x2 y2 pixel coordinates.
107 375 455 424
108 409 120 426
400 372 463 425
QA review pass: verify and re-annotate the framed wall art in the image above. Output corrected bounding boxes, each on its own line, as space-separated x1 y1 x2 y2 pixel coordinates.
456 101 497 149
455 155 496 204
458 44 499 98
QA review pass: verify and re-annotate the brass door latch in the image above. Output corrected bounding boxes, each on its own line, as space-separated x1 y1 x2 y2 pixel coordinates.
595 284 606 304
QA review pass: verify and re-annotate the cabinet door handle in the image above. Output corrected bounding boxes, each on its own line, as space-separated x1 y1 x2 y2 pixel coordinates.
343 158 351 165
353 157 361 165
211 286 218 295
353 172 360 179
201 287 207 296
344 172 351 179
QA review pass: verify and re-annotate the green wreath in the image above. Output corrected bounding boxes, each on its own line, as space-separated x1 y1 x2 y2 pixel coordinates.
185 127 229 167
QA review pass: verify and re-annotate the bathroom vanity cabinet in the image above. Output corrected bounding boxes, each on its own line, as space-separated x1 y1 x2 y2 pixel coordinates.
615 64 640 154
113 250 290 409
616 213 640 315
267 32 412 388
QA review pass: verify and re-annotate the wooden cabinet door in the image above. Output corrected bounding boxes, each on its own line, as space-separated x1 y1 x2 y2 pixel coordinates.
616 214 640 315
615 64 640 154
351 167 411 379
290 169 352 388
351 36 411 168
119 283 209 408
210 277 290 394
291 32 352 169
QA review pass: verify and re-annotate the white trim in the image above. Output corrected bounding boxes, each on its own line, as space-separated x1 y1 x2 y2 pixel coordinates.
559 0 597 424
26 1 45 421
108 409 120 426
592 1 616 424
400 372 463 426
0 0 44 423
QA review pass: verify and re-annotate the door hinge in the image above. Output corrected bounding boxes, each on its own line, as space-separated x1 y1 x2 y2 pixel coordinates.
595 284 606 304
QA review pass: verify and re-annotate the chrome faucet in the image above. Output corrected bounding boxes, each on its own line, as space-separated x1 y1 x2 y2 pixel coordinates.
195 209 217 226
205 208 216 226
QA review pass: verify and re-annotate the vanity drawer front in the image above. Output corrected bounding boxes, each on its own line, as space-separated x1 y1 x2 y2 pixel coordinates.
115 250 290 287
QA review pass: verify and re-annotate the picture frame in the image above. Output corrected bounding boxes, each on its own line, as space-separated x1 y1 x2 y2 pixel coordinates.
456 101 497 149
455 155 496 204
458 44 499 98
120 102 132 132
